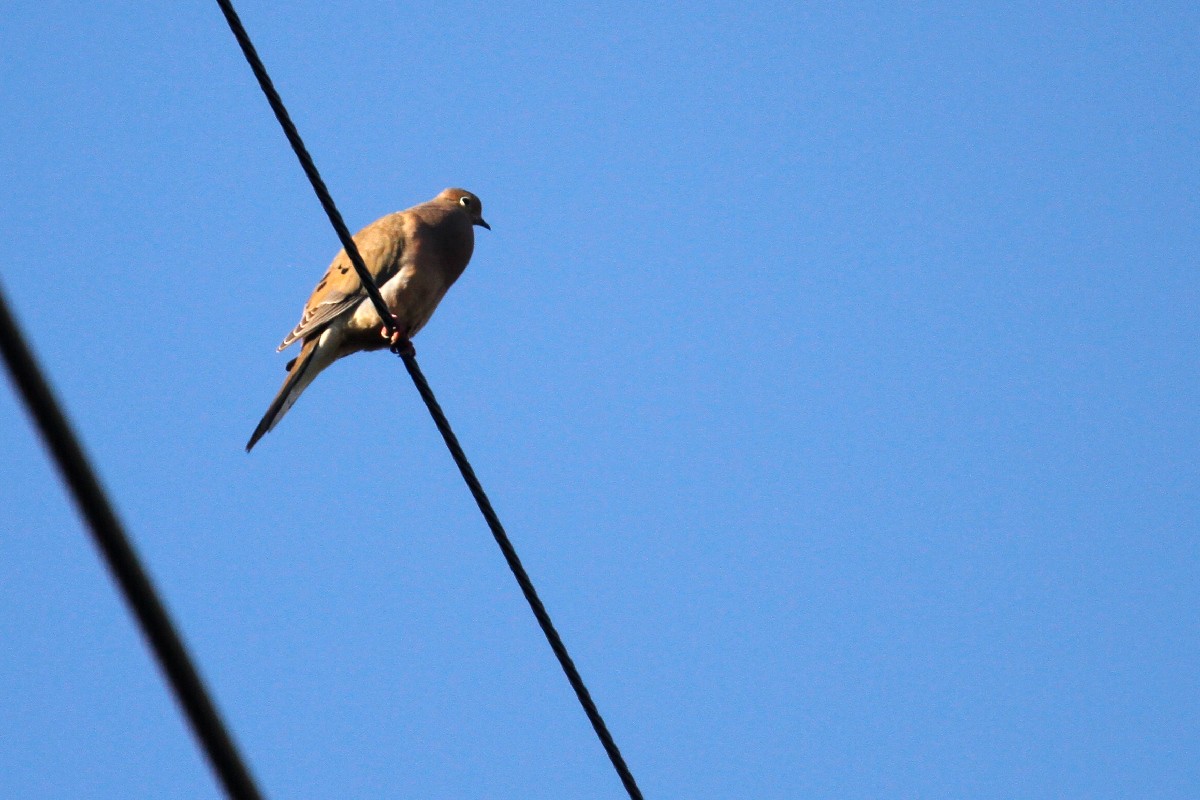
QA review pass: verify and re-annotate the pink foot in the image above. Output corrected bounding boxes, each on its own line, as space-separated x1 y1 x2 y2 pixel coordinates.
391 337 416 357
380 317 415 356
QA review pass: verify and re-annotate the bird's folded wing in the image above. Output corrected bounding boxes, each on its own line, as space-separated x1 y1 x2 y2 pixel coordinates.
277 217 404 351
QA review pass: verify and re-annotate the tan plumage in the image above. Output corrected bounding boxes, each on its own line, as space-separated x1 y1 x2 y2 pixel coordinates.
246 187 489 451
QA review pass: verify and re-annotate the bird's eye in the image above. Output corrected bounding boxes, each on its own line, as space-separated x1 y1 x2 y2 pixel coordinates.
459 196 471 207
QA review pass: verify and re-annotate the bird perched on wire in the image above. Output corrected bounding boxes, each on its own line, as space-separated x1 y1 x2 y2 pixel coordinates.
246 187 489 451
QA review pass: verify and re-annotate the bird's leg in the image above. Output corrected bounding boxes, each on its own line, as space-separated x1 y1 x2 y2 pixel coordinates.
381 315 416 357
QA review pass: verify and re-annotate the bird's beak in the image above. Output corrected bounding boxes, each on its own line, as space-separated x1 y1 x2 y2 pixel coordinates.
475 218 491 231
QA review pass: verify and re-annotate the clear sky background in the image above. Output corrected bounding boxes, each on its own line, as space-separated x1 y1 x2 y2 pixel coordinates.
1 3 1197 798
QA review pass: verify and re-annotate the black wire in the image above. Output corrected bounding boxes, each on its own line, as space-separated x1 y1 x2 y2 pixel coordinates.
214 2 644 797
214 0 396 338
0 282 264 800
400 354 645 800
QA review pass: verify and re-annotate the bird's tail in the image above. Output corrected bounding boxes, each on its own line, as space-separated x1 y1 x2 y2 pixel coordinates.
246 333 334 452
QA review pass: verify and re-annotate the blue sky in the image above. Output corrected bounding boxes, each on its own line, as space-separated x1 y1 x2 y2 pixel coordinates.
1 2 1197 798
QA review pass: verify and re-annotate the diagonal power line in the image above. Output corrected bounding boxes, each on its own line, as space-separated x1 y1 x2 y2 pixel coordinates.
214 2 645 798
0 281 265 800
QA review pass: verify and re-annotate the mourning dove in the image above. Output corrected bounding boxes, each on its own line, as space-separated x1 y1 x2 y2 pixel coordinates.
246 187 489 451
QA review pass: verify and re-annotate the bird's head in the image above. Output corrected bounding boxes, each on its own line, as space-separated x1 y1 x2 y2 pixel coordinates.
439 188 490 230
